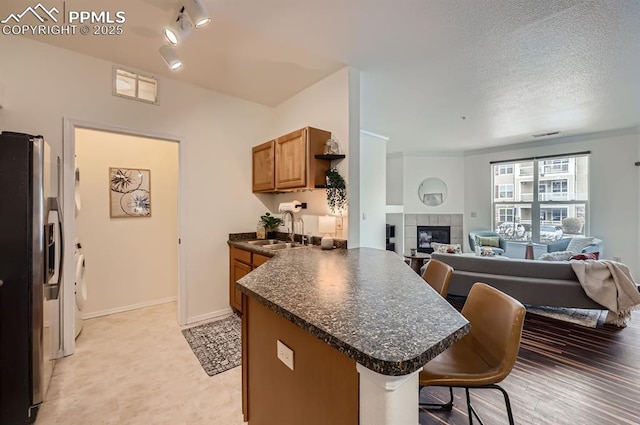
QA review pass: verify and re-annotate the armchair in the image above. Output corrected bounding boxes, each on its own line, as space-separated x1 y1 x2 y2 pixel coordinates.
468 230 506 255
547 237 603 256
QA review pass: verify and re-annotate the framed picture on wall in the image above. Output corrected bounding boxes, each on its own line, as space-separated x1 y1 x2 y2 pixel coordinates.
109 167 151 218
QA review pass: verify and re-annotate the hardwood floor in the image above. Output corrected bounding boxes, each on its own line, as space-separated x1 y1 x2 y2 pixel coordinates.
419 300 640 425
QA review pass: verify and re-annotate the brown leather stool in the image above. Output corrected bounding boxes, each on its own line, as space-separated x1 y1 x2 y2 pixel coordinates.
419 282 526 424
421 259 453 297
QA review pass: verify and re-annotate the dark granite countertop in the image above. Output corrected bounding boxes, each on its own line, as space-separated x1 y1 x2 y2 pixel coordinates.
235 247 470 376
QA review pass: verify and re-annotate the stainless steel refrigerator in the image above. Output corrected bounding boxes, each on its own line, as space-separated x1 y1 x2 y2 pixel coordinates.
0 131 63 424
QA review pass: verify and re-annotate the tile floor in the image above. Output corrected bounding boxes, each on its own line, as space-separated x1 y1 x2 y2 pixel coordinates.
36 303 245 425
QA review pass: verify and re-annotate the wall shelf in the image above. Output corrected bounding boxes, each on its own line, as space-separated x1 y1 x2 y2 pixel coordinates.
314 154 346 161
315 154 347 161
315 154 346 189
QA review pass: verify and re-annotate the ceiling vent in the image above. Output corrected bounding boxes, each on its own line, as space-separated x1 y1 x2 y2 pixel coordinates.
532 131 560 138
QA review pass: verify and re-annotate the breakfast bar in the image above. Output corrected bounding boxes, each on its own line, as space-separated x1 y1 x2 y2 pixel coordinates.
236 247 469 425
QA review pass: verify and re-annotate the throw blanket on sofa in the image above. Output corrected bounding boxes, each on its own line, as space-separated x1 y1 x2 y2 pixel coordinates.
571 260 640 326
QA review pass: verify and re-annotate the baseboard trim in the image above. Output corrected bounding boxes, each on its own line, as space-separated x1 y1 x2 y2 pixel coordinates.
185 308 234 326
82 297 177 319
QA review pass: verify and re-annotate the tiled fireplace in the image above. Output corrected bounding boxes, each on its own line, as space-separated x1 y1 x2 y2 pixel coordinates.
404 214 463 253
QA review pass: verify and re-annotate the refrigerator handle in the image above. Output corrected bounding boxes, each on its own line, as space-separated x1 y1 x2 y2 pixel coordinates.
44 197 63 300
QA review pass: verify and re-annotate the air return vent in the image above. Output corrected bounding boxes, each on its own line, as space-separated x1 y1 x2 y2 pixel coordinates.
532 131 560 138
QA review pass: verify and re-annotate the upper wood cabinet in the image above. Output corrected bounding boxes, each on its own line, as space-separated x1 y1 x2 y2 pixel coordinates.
252 141 275 192
252 127 331 193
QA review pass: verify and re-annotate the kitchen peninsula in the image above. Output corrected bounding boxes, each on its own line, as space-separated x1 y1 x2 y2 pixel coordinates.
236 246 470 425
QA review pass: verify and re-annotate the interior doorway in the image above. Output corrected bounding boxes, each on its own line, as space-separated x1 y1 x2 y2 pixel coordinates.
62 120 184 356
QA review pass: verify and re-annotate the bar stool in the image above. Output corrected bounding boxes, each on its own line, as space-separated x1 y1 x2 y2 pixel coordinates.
420 259 453 297
419 282 526 424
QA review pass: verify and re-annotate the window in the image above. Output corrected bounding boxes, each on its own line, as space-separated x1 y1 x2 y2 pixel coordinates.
113 67 158 104
496 164 513 175
552 180 567 193
542 159 569 174
540 208 567 224
498 208 514 223
495 184 513 199
491 154 589 243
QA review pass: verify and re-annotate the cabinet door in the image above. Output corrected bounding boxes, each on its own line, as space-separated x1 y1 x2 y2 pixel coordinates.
252 141 275 192
275 129 307 190
252 253 270 268
232 260 252 312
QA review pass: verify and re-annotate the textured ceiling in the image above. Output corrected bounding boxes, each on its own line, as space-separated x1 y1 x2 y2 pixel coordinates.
2 0 639 152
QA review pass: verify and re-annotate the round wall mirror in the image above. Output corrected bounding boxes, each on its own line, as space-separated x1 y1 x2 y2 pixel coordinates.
418 177 448 206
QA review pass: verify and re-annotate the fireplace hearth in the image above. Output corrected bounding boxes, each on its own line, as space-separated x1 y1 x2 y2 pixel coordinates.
417 226 451 253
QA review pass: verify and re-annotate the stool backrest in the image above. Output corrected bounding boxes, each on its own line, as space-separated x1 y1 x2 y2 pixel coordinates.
462 282 526 381
421 259 454 297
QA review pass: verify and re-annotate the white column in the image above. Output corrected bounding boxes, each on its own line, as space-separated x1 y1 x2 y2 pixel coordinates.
356 363 420 425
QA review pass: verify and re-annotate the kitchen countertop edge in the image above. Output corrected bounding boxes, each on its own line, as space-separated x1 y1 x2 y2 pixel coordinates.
230 240 470 376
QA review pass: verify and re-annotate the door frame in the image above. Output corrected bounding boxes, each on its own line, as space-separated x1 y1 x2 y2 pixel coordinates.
62 118 187 355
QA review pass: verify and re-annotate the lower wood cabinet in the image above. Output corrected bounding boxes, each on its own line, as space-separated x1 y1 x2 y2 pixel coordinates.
229 246 271 313
231 260 251 311
242 296 358 424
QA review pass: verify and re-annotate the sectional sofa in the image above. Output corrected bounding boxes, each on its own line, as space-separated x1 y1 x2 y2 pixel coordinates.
431 253 606 309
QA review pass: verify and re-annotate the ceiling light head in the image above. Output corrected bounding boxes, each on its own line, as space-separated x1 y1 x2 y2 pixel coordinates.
159 45 183 71
184 0 211 28
163 12 192 46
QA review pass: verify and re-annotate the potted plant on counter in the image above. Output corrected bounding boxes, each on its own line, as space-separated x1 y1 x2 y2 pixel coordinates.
260 212 282 239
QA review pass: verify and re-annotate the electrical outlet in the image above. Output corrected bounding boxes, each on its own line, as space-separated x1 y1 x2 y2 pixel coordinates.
335 216 343 230
276 340 294 370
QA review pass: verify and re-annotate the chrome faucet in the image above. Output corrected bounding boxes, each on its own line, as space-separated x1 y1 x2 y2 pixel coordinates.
282 210 295 242
296 218 306 245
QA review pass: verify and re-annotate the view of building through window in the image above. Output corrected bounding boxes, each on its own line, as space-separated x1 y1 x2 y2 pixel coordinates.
491 154 589 243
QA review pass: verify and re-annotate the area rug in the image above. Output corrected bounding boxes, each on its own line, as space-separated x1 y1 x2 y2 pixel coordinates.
182 314 241 376
525 305 602 328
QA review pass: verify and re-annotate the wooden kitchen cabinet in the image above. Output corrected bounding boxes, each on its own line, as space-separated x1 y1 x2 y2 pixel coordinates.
229 246 272 313
253 253 270 268
252 141 275 192
230 247 251 312
252 127 331 193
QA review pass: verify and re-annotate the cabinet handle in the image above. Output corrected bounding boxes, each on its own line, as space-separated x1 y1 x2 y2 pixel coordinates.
0 279 4 287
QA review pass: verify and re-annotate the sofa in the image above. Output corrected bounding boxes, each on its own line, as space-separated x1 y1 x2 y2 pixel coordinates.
431 252 606 309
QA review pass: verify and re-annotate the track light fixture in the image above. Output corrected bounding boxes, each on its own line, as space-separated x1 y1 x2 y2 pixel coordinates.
159 1 211 70
163 12 192 46
184 0 211 28
159 45 183 71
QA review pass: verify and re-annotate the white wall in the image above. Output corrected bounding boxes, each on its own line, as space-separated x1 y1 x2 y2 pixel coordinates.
0 36 275 325
76 129 178 316
402 154 466 214
260 67 356 240
360 131 387 249
386 154 404 206
464 129 640 277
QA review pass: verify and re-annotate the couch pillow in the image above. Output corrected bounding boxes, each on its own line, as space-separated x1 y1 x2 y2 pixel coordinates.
431 242 462 254
537 250 574 261
476 236 501 248
566 237 594 254
570 252 600 260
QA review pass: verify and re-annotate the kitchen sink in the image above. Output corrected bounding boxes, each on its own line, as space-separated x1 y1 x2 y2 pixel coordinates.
247 239 280 245
261 242 305 250
246 240 306 250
